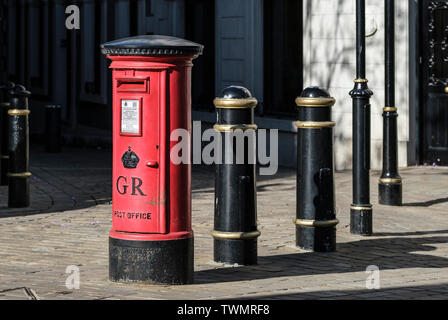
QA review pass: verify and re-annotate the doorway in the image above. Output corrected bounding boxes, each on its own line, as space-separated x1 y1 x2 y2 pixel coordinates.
420 0 448 165
185 0 215 111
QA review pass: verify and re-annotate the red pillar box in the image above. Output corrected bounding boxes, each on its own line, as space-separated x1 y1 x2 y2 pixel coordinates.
101 35 203 285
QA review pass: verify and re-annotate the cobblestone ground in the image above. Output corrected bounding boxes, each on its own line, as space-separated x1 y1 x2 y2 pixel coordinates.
0 146 448 300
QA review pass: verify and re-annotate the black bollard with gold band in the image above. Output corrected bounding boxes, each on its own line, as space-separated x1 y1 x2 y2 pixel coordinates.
379 0 402 206
0 81 15 186
212 86 259 265
350 0 374 235
8 85 31 208
295 87 338 252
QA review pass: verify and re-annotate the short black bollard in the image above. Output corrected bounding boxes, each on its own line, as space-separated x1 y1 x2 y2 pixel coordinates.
212 86 259 265
8 85 31 208
295 87 338 252
45 105 62 153
0 81 15 186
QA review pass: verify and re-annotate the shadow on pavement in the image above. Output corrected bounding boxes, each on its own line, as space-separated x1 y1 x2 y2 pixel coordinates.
195 233 448 284
0 145 113 218
233 282 448 299
403 197 448 207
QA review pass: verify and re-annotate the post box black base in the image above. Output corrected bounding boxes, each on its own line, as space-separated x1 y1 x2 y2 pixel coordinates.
213 239 257 265
296 226 336 252
379 183 402 206
109 237 193 285
350 208 372 236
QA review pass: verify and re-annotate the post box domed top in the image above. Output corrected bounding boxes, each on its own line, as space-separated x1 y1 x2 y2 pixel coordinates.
101 35 203 56
296 86 335 107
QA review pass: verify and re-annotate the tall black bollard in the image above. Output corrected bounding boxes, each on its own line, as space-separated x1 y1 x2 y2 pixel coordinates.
0 81 15 186
350 0 374 235
45 105 62 153
212 86 259 265
295 87 338 252
8 85 31 208
379 0 402 206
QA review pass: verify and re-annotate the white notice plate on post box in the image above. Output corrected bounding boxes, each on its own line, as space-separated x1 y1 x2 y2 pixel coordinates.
121 99 140 135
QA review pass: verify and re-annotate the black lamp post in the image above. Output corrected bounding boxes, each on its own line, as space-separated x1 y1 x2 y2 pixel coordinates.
379 0 402 206
350 0 373 235
8 85 31 208
0 81 14 186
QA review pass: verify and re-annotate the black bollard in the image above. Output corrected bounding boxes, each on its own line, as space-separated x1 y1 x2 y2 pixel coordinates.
379 0 402 206
45 105 62 153
212 86 259 265
8 85 31 208
295 87 338 252
350 0 374 235
0 81 15 186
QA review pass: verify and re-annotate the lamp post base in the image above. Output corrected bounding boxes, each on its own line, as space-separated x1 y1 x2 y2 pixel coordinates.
379 182 402 206
350 207 373 236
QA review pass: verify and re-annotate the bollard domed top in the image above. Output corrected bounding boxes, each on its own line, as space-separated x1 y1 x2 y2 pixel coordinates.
300 86 330 98
10 85 31 97
214 86 257 109
0 81 15 91
101 35 203 56
296 86 335 107
219 86 252 99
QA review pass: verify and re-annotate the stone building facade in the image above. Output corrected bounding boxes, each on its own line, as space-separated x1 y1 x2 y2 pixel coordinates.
1 0 447 169
303 0 410 170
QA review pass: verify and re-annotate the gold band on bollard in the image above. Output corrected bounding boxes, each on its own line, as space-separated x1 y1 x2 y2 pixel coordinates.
213 98 258 109
294 219 339 228
295 97 336 108
383 107 397 112
379 178 402 184
1 155 9 159
213 124 258 132
211 230 261 240
7 172 32 178
0 102 10 108
354 78 369 83
295 121 335 129
350 205 373 211
8 109 30 116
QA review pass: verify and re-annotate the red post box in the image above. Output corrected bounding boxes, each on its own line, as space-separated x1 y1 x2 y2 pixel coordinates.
101 35 203 284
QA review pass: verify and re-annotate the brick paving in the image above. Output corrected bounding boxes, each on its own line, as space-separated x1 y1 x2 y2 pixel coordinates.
0 146 448 300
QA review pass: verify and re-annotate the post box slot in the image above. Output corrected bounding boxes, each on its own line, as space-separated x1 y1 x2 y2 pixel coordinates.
117 79 148 93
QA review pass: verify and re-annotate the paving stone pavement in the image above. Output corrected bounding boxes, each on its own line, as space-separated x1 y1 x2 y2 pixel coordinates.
0 146 448 300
